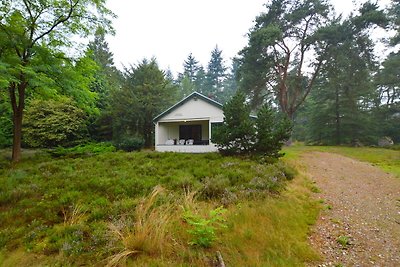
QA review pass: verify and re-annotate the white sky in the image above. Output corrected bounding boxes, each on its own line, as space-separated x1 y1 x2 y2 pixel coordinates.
105 0 392 75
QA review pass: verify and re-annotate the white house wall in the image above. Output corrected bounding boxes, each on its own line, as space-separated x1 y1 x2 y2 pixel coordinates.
158 98 224 123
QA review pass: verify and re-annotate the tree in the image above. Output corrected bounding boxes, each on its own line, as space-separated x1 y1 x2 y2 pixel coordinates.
182 53 201 83
204 45 227 99
87 27 121 110
86 28 122 141
376 52 400 105
112 58 178 147
219 59 240 104
213 92 291 157
299 3 387 145
179 75 196 98
194 66 207 94
212 92 256 154
388 0 400 45
255 105 292 157
0 0 114 162
238 0 332 118
177 53 205 97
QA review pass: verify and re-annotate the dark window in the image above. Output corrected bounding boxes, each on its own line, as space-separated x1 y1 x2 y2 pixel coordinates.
179 125 202 141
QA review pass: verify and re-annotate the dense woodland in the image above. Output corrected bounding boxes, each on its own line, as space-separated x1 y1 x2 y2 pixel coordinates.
0 0 400 162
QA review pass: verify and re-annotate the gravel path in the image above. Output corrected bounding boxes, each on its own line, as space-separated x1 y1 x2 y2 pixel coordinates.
302 152 400 267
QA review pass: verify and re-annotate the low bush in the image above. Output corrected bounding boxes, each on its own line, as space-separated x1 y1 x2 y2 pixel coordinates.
114 135 145 152
50 142 116 157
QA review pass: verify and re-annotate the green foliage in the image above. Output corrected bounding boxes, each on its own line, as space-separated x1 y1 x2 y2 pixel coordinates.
375 52 400 143
212 92 256 154
238 0 332 115
86 28 122 111
213 93 291 158
114 135 145 152
0 98 12 148
179 75 196 98
388 0 400 45
112 58 178 147
204 45 227 100
85 30 122 142
295 8 388 146
0 0 114 162
183 207 227 248
50 142 116 157
182 53 201 83
23 99 88 148
256 104 292 157
336 235 351 248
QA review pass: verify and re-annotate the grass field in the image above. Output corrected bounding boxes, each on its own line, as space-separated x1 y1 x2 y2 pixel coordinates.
283 144 400 178
0 149 320 266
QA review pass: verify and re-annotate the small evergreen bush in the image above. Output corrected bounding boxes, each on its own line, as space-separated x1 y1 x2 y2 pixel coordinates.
213 92 292 158
114 135 145 152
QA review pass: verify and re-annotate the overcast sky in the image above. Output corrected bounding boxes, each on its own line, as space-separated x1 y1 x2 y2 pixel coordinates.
105 0 391 75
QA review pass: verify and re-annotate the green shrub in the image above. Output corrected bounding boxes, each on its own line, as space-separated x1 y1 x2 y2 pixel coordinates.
114 135 145 152
0 101 12 149
183 206 227 248
23 99 88 148
50 142 116 157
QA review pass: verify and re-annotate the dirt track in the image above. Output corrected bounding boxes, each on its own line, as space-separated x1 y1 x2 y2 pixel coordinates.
302 152 400 267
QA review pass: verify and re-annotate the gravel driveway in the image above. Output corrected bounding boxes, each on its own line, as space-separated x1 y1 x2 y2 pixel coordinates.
302 152 400 267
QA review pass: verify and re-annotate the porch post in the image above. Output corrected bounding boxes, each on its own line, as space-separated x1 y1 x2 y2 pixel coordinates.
208 119 212 145
155 122 159 146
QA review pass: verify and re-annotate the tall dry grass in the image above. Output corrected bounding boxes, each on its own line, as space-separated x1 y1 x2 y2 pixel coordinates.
106 186 175 266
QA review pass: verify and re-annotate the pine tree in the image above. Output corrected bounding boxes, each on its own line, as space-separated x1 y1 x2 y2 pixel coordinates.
87 28 121 110
304 22 379 145
219 59 239 104
183 53 201 83
212 92 256 154
112 58 178 147
205 45 227 99
256 104 292 158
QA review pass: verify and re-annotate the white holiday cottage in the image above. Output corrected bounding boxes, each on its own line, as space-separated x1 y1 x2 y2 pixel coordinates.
153 92 224 153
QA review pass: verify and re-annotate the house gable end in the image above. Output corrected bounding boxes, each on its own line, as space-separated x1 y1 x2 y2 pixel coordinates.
153 92 224 123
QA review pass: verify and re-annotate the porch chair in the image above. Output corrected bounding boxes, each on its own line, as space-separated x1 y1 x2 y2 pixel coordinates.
186 139 194 145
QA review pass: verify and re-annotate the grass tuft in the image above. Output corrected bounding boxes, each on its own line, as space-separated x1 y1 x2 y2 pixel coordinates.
107 186 173 266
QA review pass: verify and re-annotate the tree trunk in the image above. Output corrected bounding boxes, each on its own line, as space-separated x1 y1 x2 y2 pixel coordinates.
12 109 23 163
9 77 27 163
335 86 340 145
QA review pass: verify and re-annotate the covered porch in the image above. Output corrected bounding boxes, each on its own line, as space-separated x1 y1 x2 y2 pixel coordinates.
155 119 219 153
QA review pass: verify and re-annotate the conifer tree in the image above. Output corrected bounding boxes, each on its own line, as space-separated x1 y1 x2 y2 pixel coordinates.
205 45 227 99
212 92 255 154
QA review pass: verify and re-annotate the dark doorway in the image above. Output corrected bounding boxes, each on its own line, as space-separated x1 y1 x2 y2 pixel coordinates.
179 125 202 141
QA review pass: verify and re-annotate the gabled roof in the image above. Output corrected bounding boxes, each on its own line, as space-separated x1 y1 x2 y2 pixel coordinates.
153 91 223 122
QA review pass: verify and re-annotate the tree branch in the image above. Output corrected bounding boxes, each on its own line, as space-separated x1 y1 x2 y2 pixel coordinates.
32 0 80 46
